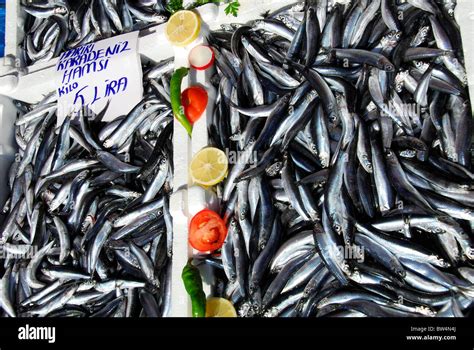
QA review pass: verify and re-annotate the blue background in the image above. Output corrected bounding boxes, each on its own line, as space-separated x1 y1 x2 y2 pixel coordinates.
0 0 5 57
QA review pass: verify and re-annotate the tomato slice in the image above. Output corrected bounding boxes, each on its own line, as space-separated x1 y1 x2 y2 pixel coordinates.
189 209 227 252
181 86 208 124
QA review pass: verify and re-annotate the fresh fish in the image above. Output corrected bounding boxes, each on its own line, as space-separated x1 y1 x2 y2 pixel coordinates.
0 58 174 317
21 0 170 64
200 1 474 318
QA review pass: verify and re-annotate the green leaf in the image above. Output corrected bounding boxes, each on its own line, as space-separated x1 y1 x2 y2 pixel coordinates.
166 0 184 14
172 0 239 17
224 1 240 17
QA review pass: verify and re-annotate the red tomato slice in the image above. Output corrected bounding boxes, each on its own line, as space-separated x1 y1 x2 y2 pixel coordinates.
189 209 227 252
181 86 208 124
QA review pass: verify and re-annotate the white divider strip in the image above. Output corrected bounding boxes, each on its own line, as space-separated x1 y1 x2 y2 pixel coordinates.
168 3 220 318
169 118 191 317
457 0 474 101
4 0 23 61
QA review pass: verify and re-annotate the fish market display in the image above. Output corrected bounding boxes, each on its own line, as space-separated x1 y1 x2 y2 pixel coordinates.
200 0 474 317
21 0 169 64
0 58 175 317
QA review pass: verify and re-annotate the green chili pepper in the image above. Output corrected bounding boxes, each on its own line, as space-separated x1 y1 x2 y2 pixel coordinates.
170 67 193 136
181 260 206 317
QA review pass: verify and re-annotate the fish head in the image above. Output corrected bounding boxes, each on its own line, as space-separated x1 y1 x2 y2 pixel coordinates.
415 306 436 317
381 31 402 49
159 156 168 167
362 160 373 173
220 24 234 31
381 60 395 72
395 266 406 279
319 153 330 168
252 20 265 29
399 149 417 158
433 256 450 268
309 142 318 155
263 307 279 317
54 7 68 15
385 149 397 160
277 15 291 27
350 269 362 283
265 162 282 177
414 60 429 73
153 15 168 23
464 247 474 261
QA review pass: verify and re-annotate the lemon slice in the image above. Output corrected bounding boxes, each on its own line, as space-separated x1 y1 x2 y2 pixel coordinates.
165 10 201 47
206 297 237 317
190 147 228 187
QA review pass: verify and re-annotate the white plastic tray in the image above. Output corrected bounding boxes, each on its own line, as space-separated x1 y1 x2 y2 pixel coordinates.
0 0 473 317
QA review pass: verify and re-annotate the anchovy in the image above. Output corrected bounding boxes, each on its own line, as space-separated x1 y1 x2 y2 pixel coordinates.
12 0 474 319
0 58 174 317
201 1 474 318
21 0 170 64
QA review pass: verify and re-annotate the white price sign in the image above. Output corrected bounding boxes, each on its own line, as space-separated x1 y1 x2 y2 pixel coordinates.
55 31 143 124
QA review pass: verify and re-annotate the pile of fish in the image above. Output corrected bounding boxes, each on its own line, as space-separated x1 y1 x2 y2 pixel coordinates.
0 58 175 317
21 0 169 64
201 0 474 317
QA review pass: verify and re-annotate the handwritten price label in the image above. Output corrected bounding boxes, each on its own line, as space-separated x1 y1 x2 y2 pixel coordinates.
55 31 143 125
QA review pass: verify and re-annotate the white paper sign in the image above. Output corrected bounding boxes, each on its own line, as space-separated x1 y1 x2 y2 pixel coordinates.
55 31 143 124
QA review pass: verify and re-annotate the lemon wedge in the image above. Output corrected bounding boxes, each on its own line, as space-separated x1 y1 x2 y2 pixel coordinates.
206 297 237 317
190 147 228 187
165 10 201 47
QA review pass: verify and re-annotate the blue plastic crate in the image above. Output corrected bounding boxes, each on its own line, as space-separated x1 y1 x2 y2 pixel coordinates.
0 0 4 57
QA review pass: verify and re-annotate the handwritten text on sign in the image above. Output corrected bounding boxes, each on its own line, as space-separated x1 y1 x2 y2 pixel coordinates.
55 31 143 124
